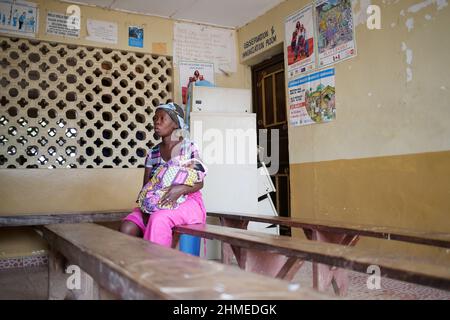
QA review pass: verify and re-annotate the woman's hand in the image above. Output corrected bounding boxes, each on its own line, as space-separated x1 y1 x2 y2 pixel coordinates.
159 185 187 207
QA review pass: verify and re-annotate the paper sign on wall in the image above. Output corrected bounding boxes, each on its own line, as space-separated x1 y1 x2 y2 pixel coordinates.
288 68 335 126
46 11 80 38
285 4 315 79
0 0 38 37
86 19 117 44
174 22 236 73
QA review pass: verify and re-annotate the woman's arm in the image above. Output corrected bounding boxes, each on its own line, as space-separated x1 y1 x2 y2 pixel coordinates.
140 167 153 226
142 167 152 186
182 180 204 195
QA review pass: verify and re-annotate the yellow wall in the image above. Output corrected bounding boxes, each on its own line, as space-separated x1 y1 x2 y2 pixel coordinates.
0 227 48 258
237 0 450 260
0 0 250 257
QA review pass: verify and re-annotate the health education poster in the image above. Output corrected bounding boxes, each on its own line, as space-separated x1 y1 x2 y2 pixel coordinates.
0 0 38 37
179 61 215 105
284 4 315 79
315 0 356 67
128 26 143 48
288 68 335 126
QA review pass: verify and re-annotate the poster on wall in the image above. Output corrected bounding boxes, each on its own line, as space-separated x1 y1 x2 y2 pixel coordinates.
179 61 215 105
315 0 356 68
288 68 335 126
128 26 143 48
0 0 38 37
284 4 315 79
86 19 118 44
46 11 80 38
174 22 237 73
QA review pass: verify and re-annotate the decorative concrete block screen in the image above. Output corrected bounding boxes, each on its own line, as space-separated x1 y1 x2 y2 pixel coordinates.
0 36 173 168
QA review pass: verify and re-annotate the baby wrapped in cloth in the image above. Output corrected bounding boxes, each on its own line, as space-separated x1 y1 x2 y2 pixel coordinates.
137 151 206 214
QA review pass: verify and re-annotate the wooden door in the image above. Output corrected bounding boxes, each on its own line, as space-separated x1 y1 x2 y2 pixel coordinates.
252 53 291 236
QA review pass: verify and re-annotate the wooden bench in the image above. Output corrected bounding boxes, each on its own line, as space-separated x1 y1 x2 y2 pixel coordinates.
0 210 129 227
207 212 450 248
41 222 329 300
173 223 450 295
207 212 450 294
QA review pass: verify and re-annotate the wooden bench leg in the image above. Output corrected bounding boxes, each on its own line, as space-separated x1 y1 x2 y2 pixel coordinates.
227 245 304 281
220 218 249 265
230 245 247 269
172 232 180 249
222 243 234 264
48 249 69 300
307 230 359 296
276 257 304 281
245 250 302 280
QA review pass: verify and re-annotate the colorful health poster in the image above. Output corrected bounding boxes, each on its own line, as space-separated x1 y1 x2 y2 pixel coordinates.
284 4 315 79
288 68 335 126
315 0 356 67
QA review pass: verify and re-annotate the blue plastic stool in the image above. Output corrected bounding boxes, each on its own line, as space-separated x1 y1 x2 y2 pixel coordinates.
179 234 201 256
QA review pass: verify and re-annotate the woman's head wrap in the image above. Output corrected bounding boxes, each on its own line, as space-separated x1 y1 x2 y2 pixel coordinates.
155 102 186 130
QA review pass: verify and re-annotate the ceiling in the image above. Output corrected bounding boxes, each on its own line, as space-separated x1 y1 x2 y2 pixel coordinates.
62 0 284 28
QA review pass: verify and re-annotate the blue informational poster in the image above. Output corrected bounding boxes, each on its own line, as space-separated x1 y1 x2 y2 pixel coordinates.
128 25 143 48
0 0 38 37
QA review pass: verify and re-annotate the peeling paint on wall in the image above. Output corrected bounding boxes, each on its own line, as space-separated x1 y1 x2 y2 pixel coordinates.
407 0 448 13
353 0 373 26
408 0 434 13
436 0 449 10
406 68 413 82
401 42 413 82
406 17 414 31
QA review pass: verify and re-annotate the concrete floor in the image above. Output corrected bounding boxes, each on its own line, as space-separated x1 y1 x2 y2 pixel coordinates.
1 261 449 300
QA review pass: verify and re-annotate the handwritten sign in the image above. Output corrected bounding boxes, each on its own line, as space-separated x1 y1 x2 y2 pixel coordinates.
174 22 237 73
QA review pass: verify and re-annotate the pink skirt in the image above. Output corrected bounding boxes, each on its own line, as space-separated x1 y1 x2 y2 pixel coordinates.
123 191 206 247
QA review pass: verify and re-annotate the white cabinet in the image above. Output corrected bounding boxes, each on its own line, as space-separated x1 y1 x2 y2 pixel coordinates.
190 111 258 260
190 86 252 113
187 87 280 259
190 112 258 215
